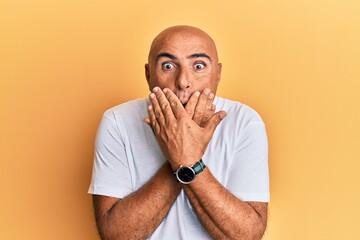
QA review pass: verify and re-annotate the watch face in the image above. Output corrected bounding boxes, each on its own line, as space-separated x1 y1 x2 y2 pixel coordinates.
176 166 195 184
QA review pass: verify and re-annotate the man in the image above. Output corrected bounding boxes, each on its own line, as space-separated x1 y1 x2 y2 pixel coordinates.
88 25 269 240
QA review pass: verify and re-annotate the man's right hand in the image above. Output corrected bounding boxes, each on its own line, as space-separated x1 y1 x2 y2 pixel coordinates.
185 88 216 128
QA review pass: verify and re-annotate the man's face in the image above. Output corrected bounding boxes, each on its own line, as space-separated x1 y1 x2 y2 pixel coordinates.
145 30 222 106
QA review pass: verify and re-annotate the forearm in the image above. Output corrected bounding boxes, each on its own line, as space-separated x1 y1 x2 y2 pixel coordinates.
95 163 181 240
183 186 227 239
184 169 267 240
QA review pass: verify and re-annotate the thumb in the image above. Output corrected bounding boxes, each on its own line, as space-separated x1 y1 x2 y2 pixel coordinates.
144 117 155 133
204 110 227 133
144 117 151 125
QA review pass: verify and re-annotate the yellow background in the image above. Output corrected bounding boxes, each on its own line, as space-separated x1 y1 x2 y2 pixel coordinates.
1 0 359 239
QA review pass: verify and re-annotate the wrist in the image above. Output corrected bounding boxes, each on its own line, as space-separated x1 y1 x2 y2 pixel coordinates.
169 156 202 172
173 159 206 184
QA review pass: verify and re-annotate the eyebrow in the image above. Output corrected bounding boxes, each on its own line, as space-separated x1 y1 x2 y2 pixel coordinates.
156 52 177 62
155 52 212 62
189 53 212 62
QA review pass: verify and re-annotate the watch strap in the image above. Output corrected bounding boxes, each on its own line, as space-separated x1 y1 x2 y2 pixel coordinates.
192 159 206 175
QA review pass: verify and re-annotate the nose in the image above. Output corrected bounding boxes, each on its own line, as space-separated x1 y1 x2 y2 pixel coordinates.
175 67 191 90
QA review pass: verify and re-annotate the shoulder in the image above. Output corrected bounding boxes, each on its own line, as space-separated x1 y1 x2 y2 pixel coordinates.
215 97 265 129
96 98 149 141
102 98 148 122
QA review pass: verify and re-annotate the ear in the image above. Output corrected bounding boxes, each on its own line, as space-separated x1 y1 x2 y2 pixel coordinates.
216 62 222 85
145 63 150 83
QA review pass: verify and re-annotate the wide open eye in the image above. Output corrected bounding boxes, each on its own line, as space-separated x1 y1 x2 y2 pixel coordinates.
162 62 174 70
194 63 205 70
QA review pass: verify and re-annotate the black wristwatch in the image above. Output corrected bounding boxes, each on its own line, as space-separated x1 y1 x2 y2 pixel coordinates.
174 159 206 184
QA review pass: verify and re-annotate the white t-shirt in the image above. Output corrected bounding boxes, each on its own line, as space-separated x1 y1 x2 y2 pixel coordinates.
88 96 270 239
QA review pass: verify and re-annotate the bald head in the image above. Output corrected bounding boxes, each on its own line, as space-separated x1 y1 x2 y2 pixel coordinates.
145 25 222 101
148 25 219 64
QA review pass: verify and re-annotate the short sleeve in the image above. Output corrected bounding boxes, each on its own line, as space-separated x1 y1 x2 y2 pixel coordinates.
88 111 133 198
227 122 270 202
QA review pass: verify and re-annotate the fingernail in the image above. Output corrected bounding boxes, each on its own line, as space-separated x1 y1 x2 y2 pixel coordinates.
204 88 210 95
153 87 159 92
148 105 152 110
220 112 227 119
209 93 214 99
150 93 155 99
163 88 168 93
195 91 200 97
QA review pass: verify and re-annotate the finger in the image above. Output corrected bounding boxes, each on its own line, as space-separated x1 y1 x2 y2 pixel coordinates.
201 92 215 127
143 117 150 125
185 91 200 118
205 93 215 114
147 105 160 135
144 117 155 134
152 87 175 122
163 88 187 119
149 92 165 126
204 110 227 133
193 88 210 125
